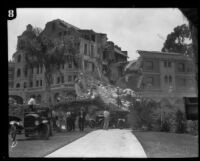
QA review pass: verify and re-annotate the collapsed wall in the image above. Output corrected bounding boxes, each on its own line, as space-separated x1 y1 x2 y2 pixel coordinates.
74 72 135 112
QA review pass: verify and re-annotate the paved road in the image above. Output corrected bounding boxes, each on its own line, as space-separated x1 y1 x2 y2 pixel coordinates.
8 129 92 157
46 129 147 158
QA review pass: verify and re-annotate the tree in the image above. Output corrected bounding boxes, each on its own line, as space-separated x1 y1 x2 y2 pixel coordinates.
162 24 193 57
23 24 80 107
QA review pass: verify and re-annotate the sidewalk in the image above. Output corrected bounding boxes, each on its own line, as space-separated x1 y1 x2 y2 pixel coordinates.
46 129 147 158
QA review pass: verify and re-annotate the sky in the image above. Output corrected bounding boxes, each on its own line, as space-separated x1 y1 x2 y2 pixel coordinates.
8 8 189 61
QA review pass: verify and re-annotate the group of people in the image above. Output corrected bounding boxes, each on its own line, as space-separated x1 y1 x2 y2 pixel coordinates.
65 110 83 132
53 107 87 132
53 107 111 132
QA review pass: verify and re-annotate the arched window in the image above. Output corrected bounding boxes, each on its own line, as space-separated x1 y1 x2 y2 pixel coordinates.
31 67 34 74
169 75 172 83
17 69 21 77
68 75 72 82
24 68 28 77
143 61 153 70
74 75 77 81
84 44 87 55
68 63 72 69
36 80 39 87
164 61 167 67
17 55 21 63
178 63 185 72
40 66 43 73
168 62 172 67
54 93 60 102
164 75 168 83
57 77 60 84
16 83 20 88
29 81 33 87
37 66 39 74
61 76 64 83
24 82 27 88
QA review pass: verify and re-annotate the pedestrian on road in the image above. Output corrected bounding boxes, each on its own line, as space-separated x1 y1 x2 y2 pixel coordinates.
9 121 18 148
66 111 72 132
52 110 58 131
103 108 110 130
71 111 76 131
78 107 86 131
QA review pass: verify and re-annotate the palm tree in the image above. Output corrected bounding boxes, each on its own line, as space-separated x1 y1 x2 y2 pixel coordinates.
23 26 81 107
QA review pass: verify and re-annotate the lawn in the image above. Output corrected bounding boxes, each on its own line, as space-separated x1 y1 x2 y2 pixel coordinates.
133 131 198 158
9 128 93 157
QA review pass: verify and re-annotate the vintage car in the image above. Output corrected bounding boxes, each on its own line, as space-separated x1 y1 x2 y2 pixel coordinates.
23 105 53 140
114 110 129 129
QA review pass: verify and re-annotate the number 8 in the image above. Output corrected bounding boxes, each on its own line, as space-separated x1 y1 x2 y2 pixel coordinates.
8 10 14 18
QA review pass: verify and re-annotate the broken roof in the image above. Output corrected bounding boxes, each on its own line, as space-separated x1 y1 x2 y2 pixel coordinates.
53 19 81 30
124 60 137 71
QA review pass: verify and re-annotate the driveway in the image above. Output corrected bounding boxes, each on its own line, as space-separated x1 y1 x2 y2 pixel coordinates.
46 129 147 158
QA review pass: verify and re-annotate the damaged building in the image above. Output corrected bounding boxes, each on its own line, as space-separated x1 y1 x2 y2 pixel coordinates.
8 19 128 103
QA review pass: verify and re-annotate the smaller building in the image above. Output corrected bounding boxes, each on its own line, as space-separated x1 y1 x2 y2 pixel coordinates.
136 50 196 98
119 50 197 117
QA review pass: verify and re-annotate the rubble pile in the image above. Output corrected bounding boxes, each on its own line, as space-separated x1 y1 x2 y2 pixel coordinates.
75 73 136 111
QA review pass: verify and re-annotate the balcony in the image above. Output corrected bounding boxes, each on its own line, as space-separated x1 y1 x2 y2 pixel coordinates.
51 83 75 90
27 87 44 92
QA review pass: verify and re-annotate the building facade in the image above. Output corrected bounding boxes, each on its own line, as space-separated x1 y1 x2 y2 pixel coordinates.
123 50 197 115
137 50 196 98
8 19 128 104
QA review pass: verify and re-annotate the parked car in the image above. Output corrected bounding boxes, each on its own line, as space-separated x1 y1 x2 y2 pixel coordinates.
23 105 53 140
95 111 105 128
115 110 129 129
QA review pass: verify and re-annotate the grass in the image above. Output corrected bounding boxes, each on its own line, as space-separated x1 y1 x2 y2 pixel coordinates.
9 128 93 157
133 131 198 158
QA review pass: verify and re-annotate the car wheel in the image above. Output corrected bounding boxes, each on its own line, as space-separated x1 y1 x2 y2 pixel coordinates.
25 132 29 137
100 120 104 129
49 121 53 136
90 120 95 128
40 124 50 140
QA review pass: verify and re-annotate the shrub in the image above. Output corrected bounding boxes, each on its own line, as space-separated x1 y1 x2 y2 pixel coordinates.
161 119 170 132
187 120 198 135
175 110 187 133
132 98 157 130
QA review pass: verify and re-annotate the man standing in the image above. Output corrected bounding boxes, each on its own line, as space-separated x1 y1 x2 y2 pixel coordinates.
71 111 76 131
66 111 71 132
52 110 58 131
78 107 86 131
28 96 36 111
9 121 18 148
103 108 110 130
